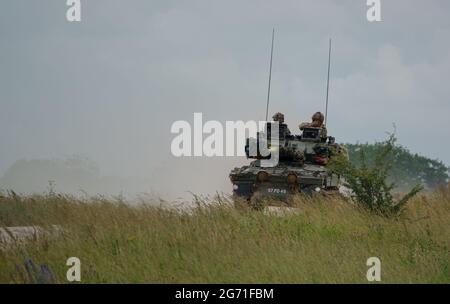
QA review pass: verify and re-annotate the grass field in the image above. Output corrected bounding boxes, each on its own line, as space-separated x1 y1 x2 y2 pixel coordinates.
0 188 449 283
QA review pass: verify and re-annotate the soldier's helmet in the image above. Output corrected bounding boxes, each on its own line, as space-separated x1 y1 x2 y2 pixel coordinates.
272 112 285 123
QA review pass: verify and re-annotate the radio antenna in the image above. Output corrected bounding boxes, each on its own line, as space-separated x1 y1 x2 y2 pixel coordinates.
265 28 275 121
325 38 332 126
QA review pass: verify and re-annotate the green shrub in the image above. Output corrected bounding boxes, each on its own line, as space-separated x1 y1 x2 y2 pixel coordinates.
330 134 423 216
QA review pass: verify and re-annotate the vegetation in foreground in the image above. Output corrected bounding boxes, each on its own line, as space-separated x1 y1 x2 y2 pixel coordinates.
0 188 449 284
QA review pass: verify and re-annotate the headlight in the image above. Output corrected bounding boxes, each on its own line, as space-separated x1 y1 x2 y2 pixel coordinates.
315 187 321 192
233 184 239 190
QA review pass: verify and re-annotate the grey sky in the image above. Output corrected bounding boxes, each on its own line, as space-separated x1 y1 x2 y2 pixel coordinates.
1 0 449 198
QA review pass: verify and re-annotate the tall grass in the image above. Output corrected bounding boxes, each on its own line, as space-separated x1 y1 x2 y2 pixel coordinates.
0 188 449 283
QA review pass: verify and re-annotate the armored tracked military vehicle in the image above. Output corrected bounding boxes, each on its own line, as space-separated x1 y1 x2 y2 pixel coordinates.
230 33 345 207
229 120 347 207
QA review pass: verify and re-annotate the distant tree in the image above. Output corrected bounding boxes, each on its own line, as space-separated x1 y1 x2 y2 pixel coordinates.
345 142 449 191
0 156 100 194
0 156 154 197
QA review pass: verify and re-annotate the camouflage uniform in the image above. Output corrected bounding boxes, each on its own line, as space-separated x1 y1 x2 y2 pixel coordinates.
270 112 304 164
272 112 285 123
272 112 291 137
299 112 325 130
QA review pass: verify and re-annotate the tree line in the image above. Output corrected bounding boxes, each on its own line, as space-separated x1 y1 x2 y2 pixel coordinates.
345 142 449 191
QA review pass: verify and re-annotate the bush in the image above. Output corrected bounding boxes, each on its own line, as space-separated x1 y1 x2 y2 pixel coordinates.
330 133 423 216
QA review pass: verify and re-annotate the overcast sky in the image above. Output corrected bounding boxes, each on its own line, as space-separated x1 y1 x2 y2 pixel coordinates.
1 0 449 198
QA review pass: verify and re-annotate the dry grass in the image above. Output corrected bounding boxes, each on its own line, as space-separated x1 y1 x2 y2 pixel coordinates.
0 188 449 283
